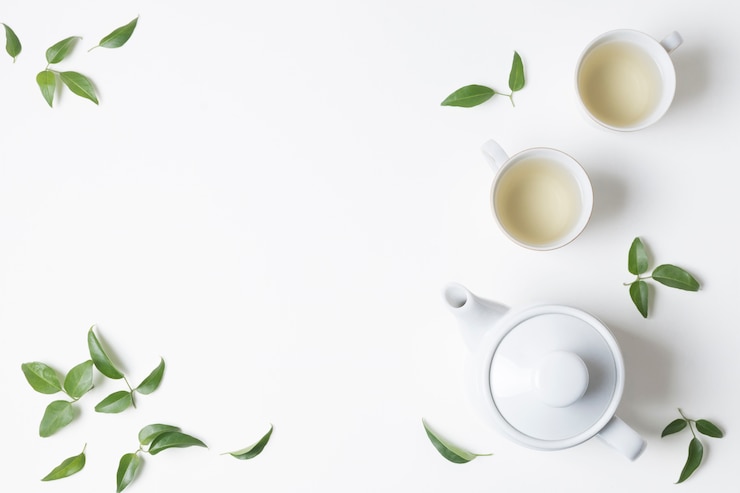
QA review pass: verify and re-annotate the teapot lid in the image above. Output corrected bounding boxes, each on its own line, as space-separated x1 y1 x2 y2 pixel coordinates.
487 306 623 449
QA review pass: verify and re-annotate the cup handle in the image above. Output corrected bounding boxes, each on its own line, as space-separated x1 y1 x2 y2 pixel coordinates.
596 415 646 461
660 31 683 54
481 139 510 172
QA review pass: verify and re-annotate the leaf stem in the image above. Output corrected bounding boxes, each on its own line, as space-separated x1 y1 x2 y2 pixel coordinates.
678 408 697 439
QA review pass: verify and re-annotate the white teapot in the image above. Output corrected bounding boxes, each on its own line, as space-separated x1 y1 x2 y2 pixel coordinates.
443 282 645 460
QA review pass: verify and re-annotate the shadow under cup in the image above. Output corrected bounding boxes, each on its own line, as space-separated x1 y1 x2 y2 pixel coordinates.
491 149 593 250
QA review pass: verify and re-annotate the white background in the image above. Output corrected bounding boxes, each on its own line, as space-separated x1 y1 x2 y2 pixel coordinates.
1 1 737 492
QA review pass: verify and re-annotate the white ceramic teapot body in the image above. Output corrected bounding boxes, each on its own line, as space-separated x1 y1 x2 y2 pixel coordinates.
443 282 645 460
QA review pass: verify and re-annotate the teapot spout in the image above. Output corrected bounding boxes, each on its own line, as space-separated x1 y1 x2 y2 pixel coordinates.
443 283 509 352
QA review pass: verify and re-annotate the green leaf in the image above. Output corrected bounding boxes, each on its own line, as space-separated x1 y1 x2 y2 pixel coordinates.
45 36 81 64
41 446 86 481
661 418 687 437
2 23 22 61
96 16 138 49
628 237 649 275
138 424 181 446
224 425 273 460
36 70 56 107
677 437 703 483
422 419 490 464
95 390 133 413
629 280 649 318
148 431 207 455
135 358 165 395
21 362 62 394
696 419 723 438
63 360 94 399
87 326 124 379
652 264 700 291
508 51 525 92
59 71 99 105
440 84 495 108
116 453 142 493
39 400 75 437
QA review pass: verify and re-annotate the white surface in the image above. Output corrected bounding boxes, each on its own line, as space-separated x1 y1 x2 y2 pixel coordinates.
1 0 737 491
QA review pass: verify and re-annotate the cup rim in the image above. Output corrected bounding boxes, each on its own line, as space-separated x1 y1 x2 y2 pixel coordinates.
489 147 593 251
575 29 678 132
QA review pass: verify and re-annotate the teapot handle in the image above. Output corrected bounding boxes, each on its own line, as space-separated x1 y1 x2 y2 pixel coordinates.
596 415 646 461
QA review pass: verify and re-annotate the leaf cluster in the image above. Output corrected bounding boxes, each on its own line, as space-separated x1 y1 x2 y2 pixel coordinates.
441 51 525 108
116 424 207 492
21 326 165 441
662 409 724 483
2 17 138 106
422 419 491 464
625 237 700 318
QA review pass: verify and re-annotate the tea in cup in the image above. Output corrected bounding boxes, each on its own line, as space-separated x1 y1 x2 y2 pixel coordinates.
575 30 682 131
482 139 593 250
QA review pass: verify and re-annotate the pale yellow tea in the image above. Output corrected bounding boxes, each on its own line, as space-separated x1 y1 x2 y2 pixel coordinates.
577 41 663 128
494 158 582 247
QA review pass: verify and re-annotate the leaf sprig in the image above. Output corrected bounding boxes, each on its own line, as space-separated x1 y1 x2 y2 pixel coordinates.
21 360 94 437
662 409 724 483
31 16 138 107
624 237 700 318
116 424 207 492
422 419 491 463
87 326 166 414
441 51 525 108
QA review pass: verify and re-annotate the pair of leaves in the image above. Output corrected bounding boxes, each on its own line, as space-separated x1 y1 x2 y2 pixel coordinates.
21 360 94 436
42 445 86 481
2 23 21 61
36 16 138 107
661 411 723 483
116 424 207 493
88 326 166 414
422 419 491 464
626 237 700 318
441 51 525 108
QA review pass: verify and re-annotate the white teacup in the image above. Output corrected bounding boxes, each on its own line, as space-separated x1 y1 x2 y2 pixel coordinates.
481 139 593 251
575 29 683 131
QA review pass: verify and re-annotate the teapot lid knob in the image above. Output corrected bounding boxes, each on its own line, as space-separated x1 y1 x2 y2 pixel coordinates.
533 351 589 408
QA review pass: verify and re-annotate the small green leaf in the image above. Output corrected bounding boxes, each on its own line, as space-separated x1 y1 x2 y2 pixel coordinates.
59 71 99 105
677 437 703 483
422 419 490 464
440 84 495 108
629 280 649 318
2 23 22 61
148 431 207 455
652 264 700 291
661 418 687 437
39 400 75 437
628 237 649 275
87 326 124 379
21 362 62 394
45 36 81 64
224 425 273 460
508 51 525 92
41 445 86 481
135 358 165 395
95 16 138 49
696 419 723 438
138 424 181 446
116 452 141 493
36 70 56 107
95 390 133 413
63 360 94 399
